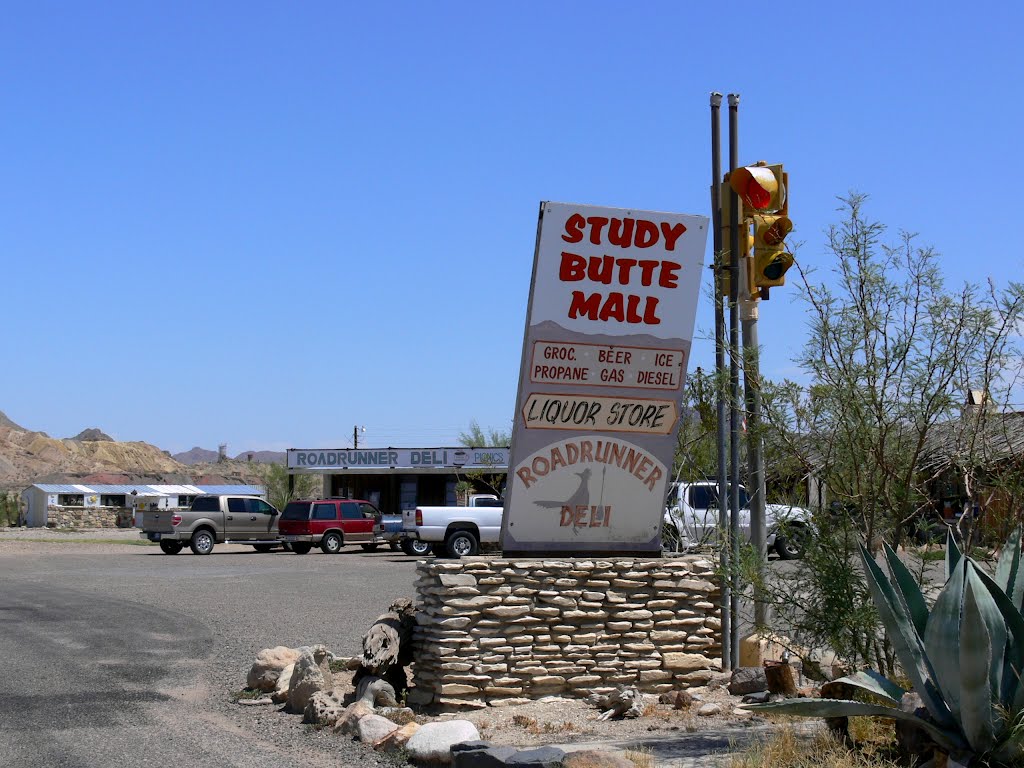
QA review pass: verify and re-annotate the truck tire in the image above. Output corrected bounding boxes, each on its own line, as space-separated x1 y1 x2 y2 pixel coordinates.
159 540 183 555
321 532 343 554
291 543 312 555
388 540 401 551
402 538 432 557
774 525 808 560
189 529 216 556
360 543 379 552
252 543 274 553
446 530 479 558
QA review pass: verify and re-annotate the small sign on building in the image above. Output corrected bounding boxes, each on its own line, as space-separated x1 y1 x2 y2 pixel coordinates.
500 201 708 555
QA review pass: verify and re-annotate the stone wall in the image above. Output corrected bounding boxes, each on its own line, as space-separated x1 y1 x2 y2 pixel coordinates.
46 506 124 528
410 556 721 710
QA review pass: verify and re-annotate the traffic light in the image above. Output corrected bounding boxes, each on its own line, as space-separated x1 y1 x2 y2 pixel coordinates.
750 213 793 297
716 188 753 299
729 163 786 215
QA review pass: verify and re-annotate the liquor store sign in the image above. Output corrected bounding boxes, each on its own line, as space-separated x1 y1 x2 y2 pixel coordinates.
500 201 708 555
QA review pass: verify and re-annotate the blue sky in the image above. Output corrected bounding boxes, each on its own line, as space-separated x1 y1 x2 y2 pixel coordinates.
2 2 1020 454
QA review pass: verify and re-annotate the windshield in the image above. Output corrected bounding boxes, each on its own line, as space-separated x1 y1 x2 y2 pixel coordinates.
281 501 312 521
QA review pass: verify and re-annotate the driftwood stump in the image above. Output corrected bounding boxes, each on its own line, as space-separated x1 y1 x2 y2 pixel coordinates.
352 598 416 702
764 661 798 696
587 685 645 721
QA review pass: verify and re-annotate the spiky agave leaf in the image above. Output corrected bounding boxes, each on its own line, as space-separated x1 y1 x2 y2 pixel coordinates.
830 669 906 706
972 565 1024 710
964 562 1008 712
883 540 929 637
947 526 963 582
960 576 996 753
744 698 967 752
860 543 957 730
994 526 1024 610
924 557 967 723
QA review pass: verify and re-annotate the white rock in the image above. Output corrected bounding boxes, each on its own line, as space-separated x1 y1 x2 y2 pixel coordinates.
288 649 327 713
357 714 399 744
246 645 300 691
697 702 723 716
272 662 294 703
405 720 480 764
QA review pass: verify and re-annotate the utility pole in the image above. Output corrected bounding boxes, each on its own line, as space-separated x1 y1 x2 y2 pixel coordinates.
353 425 365 449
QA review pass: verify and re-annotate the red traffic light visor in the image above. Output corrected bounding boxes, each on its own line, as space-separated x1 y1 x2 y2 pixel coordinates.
730 166 785 212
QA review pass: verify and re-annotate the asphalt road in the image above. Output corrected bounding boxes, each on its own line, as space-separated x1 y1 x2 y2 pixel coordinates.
0 535 419 767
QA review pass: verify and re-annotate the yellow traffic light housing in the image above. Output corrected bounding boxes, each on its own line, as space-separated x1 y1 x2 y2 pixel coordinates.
717 187 753 299
751 213 794 296
729 163 787 215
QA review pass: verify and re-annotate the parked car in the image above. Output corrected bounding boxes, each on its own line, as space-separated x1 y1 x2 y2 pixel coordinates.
278 498 386 554
380 509 406 551
140 494 280 555
401 494 503 558
663 481 812 559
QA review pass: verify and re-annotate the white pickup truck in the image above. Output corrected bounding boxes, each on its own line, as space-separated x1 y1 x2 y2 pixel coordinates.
401 494 503 558
663 481 812 559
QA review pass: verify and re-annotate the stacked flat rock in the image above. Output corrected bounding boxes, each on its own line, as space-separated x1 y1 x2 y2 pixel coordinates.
48 508 121 528
411 557 722 709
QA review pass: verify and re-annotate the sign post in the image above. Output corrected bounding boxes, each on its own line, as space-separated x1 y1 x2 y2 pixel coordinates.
501 201 708 556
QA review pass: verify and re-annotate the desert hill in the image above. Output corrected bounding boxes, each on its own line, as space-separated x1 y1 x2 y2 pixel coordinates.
174 447 286 465
0 411 266 492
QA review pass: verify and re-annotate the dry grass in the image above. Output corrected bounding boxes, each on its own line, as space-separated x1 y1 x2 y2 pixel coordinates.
728 720 901 768
623 747 655 767
510 713 577 735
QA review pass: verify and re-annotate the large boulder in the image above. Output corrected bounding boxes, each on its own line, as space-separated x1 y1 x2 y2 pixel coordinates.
304 690 345 726
506 746 567 766
374 721 421 754
451 741 517 768
405 720 480 765
727 667 767 696
334 701 375 738
247 646 301 691
357 714 399 744
272 662 295 703
357 675 399 707
287 648 330 713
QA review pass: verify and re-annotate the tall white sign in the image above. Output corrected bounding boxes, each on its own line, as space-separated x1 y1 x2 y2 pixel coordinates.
500 201 708 555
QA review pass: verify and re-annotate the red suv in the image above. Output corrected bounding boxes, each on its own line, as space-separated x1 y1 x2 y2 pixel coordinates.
278 499 385 554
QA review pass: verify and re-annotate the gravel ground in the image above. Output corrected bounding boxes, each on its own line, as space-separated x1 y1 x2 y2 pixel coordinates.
0 527 801 766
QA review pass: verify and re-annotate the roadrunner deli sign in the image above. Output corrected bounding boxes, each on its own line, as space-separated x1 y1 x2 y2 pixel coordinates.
500 201 708 555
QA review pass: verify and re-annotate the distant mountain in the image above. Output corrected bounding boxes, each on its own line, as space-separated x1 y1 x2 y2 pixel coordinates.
0 419 266 491
0 411 25 431
173 447 285 465
172 447 220 465
70 428 114 442
232 450 286 464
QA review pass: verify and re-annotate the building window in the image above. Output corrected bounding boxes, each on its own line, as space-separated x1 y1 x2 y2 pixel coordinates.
177 495 197 508
57 494 84 506
100 495 127 507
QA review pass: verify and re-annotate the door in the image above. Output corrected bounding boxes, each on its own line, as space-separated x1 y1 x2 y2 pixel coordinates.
341 501 373 542
249 498 279 538
226 497 277 539
310 501 338 539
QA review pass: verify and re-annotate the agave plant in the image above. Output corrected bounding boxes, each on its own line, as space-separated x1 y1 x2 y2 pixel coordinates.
748 527 1024 766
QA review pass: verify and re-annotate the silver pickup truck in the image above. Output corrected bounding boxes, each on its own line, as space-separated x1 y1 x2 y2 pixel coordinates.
140 494 281 555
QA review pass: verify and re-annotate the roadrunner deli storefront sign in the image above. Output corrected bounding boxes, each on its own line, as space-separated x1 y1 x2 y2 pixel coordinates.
500 201 708 555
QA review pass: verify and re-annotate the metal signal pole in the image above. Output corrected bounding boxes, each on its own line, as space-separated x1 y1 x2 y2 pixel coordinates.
709 91 732 669
727 93 741 665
